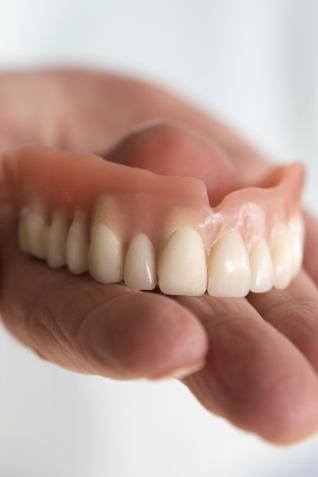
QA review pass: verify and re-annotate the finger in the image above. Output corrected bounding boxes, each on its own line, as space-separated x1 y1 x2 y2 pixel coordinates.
177 294 318 444
0 210 208 379
248 271 318 374
0 69 274 165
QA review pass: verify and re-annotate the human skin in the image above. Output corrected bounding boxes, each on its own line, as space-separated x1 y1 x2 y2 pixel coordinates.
1 70 318 444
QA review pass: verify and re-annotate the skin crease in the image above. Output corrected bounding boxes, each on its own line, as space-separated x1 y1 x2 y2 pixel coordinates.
1 70 318 445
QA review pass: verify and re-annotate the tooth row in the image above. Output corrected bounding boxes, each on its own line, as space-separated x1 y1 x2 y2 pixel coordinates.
17 208 304 297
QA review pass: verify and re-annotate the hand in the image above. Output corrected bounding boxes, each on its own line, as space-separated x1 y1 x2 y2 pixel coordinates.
1 69 318 445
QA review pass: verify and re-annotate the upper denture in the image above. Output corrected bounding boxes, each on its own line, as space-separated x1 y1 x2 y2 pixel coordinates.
2 134 305 298
3 145 304 246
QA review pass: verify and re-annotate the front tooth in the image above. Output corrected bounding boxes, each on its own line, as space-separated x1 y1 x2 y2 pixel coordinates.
88 223 123 284
18 208 48 259
207 230 251 297
124 234 156 290
289 215 305 277
158 227 207 296
66 210 88 274
47 211 68 268
271 227 293 289
249 239 274 293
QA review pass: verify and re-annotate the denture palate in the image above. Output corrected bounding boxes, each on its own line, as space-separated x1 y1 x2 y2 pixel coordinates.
3 146 305 297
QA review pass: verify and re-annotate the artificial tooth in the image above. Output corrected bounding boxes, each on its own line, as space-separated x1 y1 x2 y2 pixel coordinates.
18 209 31 253
158 226 207 296
124 234 156 290
249 239 274 293
88 223 123 284
271 227 293 289
18 208 48 259
289 215 305 277
47 211 68 268
66 210 88 274
207 230 251 297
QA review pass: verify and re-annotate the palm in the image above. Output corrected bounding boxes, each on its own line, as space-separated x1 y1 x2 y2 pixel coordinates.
1 70 318 444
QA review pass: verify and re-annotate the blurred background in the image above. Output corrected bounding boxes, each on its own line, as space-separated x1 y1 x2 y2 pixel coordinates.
0 0 317 476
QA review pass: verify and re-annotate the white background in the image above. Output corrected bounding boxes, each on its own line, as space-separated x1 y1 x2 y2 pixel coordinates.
0 1 317 476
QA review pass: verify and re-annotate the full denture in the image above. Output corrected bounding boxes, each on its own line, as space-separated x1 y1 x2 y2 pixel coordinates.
2 143 305 297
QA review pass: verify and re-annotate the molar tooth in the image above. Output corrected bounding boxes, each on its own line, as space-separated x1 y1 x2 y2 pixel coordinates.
66 210 88 275
207 230 251 297
28 212 48 260
158 227 207 296
271 227 293 289
88 223 123 284
18 208 48 259
249 239 274 293
289 215 305 277
18 209 31 253
124 234 156 290
47 211 68 268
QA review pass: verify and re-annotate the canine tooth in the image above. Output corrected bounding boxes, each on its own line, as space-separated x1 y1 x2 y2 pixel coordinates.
158 227 207 296
88 223 123 284
249 239 274 293
124 234 156 290
47 211 68 268
289 215 305 277
271 227 292 289
207 231 251 297
66 210 88 274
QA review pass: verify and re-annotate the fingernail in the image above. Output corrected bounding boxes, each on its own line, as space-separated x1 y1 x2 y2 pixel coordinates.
150 359 206 381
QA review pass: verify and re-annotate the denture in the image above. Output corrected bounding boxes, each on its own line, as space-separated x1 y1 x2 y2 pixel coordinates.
2 141 305 298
